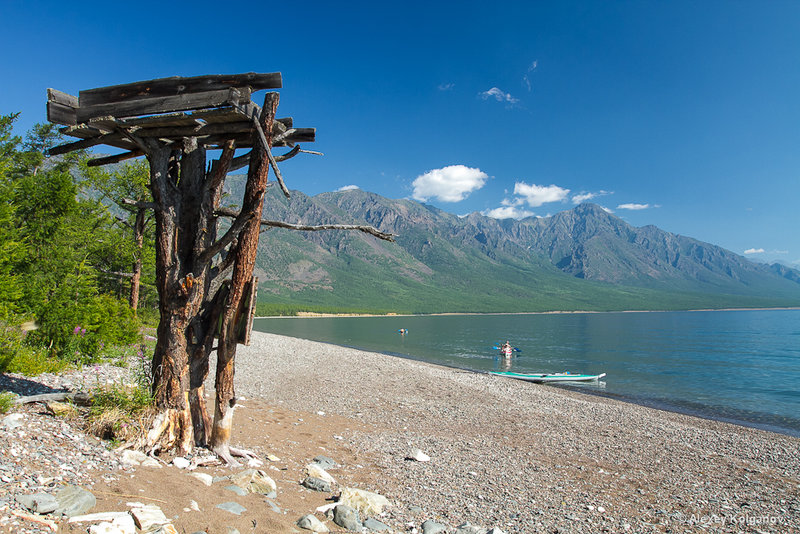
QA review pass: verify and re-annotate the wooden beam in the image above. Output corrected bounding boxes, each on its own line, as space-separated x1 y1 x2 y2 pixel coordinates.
47 88 78 107
86 150 144 167
47 132 125 156
79 72 282 107
133 120 253 139
47 89 78 126
77 87 251 123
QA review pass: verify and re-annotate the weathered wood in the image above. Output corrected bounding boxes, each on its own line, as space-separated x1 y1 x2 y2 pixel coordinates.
77 87 251 123
123 112 202 128
238 277 258 346
14 392 92 405
47 101 77 126
215 206 396 241
79 72 282 107
47 132 125 156
133 121 253 139
86 150 144 167
47 88 78 107
60 124 106 139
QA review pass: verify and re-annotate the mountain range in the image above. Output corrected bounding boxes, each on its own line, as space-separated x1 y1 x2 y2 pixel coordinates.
243 186 800 314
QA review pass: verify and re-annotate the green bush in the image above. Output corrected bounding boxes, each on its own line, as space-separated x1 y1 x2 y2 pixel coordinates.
0 391 16 414
0 320 67 375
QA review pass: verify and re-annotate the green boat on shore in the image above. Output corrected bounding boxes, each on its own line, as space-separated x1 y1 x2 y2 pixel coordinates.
491 371 607 383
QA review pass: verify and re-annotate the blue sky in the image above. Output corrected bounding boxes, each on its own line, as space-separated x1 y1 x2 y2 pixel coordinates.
2 1 799 265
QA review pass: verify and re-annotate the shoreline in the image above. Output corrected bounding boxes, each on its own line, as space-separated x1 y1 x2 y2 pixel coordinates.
230 332 800 533
262 306 800 319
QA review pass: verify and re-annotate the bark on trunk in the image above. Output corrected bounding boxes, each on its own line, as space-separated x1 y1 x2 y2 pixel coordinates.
148 138 209 455
209 93 279 462
129 208 145 310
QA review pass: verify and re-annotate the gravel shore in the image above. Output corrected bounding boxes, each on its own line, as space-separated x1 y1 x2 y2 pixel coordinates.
2 331 799 533
233 332 800 533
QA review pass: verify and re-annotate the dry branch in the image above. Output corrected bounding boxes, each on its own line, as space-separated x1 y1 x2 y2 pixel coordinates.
215 207 396 241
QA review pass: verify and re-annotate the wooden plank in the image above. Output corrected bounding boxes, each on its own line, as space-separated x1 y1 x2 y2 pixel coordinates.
134 120 253 138
86 150 144 167
122 112 201 128
77 87 251 123
60 124 105 139
47 132 125 156
47 88 78 107
47 101 77 125
79 72 281 107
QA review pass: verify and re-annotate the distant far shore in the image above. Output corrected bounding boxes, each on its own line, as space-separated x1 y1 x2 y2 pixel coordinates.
257 306 800 319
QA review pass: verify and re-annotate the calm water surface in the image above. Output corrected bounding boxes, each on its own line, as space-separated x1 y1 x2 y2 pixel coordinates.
254 309 800 436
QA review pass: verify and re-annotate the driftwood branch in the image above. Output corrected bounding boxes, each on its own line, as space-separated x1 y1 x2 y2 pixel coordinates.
200 211 255 264
14 392 92 405
215 207 395 242
121 198 157 210
250 117 291 198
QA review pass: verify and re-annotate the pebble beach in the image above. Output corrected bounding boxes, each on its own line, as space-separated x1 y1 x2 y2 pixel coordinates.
1 331 799 533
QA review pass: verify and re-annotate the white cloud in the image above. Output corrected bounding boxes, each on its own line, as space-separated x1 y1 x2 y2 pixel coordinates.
523 60 538 91
572 190 611 204
411 165 488 202
773 250 789 254
601 206 614 214
438 83 454 91
479 87 519 105
482 206 536 220
744 248 765 255
514 182 570 207
617 203 651 210
336 185 359 192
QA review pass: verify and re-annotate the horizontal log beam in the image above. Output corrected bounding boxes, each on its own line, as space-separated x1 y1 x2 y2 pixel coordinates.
86 150 144 167
77 87 251 122
47 89 79 126
79 72 282 107
47 132 125 156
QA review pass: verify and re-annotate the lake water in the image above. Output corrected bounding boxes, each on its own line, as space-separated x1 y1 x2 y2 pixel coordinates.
254 309 800 437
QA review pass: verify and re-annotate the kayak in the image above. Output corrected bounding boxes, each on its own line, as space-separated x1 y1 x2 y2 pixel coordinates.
491 371 606 383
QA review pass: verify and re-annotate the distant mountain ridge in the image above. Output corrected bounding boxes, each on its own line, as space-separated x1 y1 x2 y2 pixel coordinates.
246 186 800 313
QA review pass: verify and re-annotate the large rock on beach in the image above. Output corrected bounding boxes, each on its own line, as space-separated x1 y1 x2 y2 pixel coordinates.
333 504 362 531
54 486 96 517
421 519 449 534
17 492 58 514
297 513 330 532
228 469 277 495
339 487 390 516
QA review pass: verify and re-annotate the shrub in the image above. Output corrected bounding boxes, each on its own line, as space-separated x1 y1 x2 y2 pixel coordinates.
0 391 16 414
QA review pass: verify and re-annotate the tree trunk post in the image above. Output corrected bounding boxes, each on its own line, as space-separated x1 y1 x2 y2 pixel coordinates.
210 92 279 462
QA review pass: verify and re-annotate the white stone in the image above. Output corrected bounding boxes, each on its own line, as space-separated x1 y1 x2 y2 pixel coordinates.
297 513 330 532
315 503 337 514
247 458 264 468
120 450 148 466
141 458 162 468
597 506 606 513
188 473 213 486
1 413 24 430
69 512 129 523
266 454 281 462
305 464 336 484
409 448 430 462
338 487 391 516
89 523 123 534
189 500 200 512
229 469 277 494
172 457 190 469
130 504 168 531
